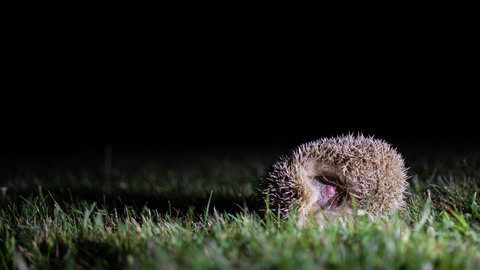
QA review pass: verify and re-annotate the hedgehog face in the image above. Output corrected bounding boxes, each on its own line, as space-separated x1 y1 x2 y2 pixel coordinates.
312 175 342 209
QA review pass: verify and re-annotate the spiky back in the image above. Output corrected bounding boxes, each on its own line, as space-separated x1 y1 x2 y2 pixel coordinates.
258 134 408 220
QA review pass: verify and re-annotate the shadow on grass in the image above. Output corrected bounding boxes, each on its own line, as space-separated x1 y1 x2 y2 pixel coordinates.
1 148 272 216
5 186 259 217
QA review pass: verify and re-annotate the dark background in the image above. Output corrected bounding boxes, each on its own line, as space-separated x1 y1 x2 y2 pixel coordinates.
1 61 477 159
2 93 477 160
2 15 477 161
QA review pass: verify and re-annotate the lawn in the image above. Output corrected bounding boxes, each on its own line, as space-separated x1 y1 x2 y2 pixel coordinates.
1 143 479 269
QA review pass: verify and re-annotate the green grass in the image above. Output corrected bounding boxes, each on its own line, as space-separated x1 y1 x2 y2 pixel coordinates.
1 147 479 269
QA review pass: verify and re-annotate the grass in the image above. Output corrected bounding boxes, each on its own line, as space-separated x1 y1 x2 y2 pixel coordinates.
1 145 479 269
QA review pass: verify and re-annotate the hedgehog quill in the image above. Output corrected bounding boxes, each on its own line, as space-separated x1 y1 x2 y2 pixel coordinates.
258 134 408 222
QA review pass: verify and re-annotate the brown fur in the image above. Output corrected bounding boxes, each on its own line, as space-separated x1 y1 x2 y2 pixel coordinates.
257 134 408 222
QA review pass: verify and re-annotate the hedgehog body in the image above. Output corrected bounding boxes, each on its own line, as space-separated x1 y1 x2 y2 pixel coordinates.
258 134 408 221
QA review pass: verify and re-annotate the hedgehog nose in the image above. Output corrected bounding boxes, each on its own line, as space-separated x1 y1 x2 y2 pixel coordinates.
326 185 336 198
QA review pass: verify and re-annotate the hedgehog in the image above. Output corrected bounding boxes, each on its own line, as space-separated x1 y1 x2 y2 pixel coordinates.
257 134 408 222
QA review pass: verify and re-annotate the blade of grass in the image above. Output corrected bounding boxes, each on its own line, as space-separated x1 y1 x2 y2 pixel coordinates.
472 192 479 219
414 196 431 237
80 202 97 237
204 190 214 228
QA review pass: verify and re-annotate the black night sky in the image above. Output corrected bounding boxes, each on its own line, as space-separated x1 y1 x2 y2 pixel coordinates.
3 6 477 163
2 30 477 162
2 91 477 161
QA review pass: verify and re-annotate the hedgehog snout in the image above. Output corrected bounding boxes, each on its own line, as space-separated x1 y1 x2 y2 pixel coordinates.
326 185 336 198
324 185 341 208
312 176 342 210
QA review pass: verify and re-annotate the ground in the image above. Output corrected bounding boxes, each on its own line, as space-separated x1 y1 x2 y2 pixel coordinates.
1 141 479 269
